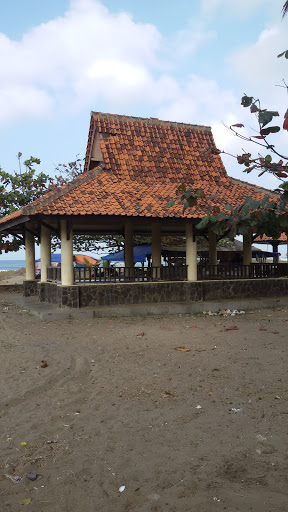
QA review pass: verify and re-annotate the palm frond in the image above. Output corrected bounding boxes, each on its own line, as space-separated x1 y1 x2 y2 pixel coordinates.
282 0 288 18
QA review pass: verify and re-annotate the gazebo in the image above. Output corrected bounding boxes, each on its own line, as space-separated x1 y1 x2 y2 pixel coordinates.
0 112 286 308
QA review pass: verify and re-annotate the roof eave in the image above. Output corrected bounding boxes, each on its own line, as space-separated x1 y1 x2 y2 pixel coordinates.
0 215 30 233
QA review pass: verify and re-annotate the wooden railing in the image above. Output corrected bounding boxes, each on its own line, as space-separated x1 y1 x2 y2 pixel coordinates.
197 262 288 280
47 266 61 282
73 265 188 283
46 263 288 284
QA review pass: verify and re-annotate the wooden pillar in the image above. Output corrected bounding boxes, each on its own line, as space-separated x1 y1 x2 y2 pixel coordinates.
25 231 35 280
243 233 252 265
60 220 74 286
124 221 134 267
40 225 51 283
209 229 217 266
152 224 161 278
186 224 197 281
271 241 279 264
243 232 252 277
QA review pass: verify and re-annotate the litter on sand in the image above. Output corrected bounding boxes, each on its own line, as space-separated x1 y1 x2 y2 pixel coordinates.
4 474 22 484
18 498 31 505
174 347 191 352
204 309 245 316
119 485 126 493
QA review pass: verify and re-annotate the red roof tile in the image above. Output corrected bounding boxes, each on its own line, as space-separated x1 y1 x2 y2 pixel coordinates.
254 233 287 243
0 112 281 227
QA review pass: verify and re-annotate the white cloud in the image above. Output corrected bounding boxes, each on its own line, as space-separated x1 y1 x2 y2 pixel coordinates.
157 75 240 126
169 22 217 60
0 0 162 123
0 0 285 194
0 85 53 123
229 24 288 94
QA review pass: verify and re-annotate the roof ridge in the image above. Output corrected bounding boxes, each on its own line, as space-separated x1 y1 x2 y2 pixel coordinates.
231 177 279 197
90 111 211 131
23 164 106 215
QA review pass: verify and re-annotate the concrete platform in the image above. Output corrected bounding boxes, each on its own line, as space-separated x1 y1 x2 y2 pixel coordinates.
1 291 288 321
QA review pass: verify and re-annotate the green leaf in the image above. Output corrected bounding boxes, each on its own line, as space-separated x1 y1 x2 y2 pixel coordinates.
265 155 272 164
241 95 253 107
286 50 288 59
249 200 260 210
260 126 281 136
277 51 286 58
164 200 175 209
258 111 279 128
196 217 210 229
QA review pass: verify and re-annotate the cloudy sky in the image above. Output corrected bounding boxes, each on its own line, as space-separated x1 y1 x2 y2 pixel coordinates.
0 0 287 258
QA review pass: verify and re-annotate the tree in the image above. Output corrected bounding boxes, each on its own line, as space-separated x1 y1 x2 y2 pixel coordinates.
0 155 55 253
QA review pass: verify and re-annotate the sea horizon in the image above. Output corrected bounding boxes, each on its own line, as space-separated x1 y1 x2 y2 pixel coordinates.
0 259 26 272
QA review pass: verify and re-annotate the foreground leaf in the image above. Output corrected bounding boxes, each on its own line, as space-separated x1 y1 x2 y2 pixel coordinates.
174 346 191 352
18 498 31 505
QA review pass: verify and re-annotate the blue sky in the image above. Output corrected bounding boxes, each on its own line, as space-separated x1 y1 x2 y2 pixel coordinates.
0 0 287 259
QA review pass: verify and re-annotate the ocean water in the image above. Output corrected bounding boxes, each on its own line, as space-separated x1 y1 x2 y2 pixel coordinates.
0 260 26 272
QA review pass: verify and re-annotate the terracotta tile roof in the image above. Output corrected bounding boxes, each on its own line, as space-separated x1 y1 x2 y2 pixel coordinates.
0 208 23 226
254 233 287 243
0 112 280 227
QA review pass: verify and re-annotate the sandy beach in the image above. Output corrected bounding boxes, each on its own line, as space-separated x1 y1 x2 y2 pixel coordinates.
0 292 288 511
0 268 25 286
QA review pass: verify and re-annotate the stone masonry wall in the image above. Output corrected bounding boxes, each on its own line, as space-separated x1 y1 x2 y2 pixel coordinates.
30 278 288 309
202 278 288 301
23 280 38 297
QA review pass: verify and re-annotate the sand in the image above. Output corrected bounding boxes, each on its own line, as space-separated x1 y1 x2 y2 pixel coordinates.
0 268 25 285
0 297 288 511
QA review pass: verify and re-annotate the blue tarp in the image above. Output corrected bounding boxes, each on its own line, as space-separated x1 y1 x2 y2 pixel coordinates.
35 253 61 263
101 245 156 263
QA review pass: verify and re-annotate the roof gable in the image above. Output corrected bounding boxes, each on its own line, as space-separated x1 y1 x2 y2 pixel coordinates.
85 111 229 186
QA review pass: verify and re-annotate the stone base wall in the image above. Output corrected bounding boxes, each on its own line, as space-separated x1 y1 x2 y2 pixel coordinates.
79 281 203 307
34 278 288 309
23 280 38 297
37 282 79 308
202 278 288 301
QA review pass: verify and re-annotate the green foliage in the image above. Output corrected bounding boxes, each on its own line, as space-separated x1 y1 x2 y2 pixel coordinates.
0 156 56 253
165 184 206 213
196 194 288 240
277 50 288 58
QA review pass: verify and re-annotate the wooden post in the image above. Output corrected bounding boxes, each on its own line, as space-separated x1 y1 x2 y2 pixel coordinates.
243 232 252 277
124 221 134 279
152 223 161 279
209 229 217 276
271 241 279 264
